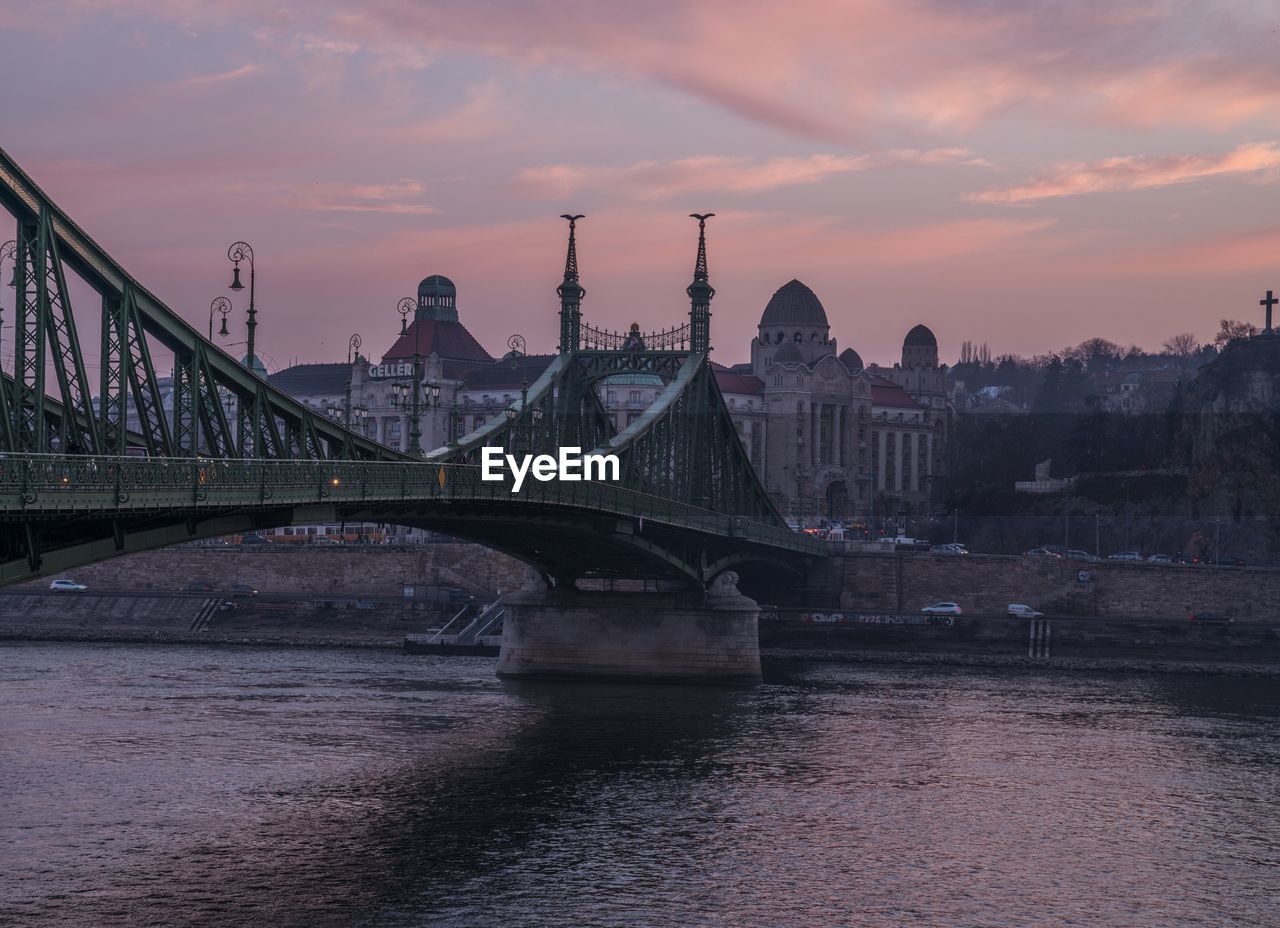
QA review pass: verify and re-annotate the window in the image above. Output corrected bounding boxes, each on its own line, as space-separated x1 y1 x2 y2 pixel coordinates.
606 391 616 406
794 332 802 343
629 390 641 404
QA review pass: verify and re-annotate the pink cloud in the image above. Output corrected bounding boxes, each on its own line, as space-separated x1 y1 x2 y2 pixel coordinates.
20 1 1280 141
516 149 981 199
306 0 1280 139
965 142 1280 204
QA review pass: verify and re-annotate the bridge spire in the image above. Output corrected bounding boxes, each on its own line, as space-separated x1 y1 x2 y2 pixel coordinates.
687 213 715 354
557 214 585 353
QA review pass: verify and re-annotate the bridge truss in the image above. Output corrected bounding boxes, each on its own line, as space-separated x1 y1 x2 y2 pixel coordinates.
0 154 822 586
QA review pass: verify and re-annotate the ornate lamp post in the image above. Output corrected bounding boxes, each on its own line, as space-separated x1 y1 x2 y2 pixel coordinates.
399 296 427 456
397 297 412 335
226 241 258 371
0 240 15 354
504 335 543 453
209 297 231 341
343 332 364 429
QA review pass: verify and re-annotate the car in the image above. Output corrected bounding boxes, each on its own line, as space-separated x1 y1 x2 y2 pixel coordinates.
230 584 258 597
931 543 967 555
49 579 87 592
1107 551 1144 561
217 600 238 612
1024 548 1062 558
1146 554 1174 564
1007 603 1044 618
1065 549 1096 562
313 536 342 546
1188 611 1234 625
239 532 268 545
921 602 962 615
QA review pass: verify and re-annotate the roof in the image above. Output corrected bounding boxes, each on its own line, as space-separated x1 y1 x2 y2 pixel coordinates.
603 373 664 386
904 323 937 348
267 362 350 396
715 370 765 395
383 318 493 364
839 347 864 372
460 354 556 390
870 376 923 410
417 274 455 296
760 279 828 328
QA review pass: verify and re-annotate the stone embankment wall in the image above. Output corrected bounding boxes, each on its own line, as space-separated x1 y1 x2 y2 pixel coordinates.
762 612 1280 664
25 543 527 598
828 552 1280 621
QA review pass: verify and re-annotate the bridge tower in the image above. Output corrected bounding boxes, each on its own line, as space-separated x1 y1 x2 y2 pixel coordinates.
687 213 715 354
557 214 585 353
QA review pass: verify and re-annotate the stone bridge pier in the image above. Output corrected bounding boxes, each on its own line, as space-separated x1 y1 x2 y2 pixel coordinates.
496 571 762 684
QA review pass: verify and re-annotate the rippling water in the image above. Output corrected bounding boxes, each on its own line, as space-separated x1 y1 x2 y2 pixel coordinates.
2 643 1278 927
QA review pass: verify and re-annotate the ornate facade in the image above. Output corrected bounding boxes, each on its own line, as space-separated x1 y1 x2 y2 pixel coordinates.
716 280 951 528
270 275 950 532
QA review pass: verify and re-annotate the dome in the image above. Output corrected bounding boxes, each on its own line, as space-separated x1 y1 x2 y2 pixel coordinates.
773 341 803 365
416 274 459 322
839 347 863 372
904 324 937 348
417 274 456 298
241 353 267 377
760 279 828 328
603 372 664 386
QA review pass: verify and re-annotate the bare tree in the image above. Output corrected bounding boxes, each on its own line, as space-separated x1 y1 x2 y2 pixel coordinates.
1161 332 1198 358
1065 337 1121 364
1213 319 1258 348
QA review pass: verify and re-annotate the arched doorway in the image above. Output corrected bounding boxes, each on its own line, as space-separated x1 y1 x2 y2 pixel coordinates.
825 480 849 521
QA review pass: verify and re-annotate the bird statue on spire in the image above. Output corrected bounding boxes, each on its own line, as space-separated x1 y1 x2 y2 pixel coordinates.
687 213 715 354
557 214 586 353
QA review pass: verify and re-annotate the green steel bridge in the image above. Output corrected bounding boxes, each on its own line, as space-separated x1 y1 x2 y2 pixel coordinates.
0 149 824 587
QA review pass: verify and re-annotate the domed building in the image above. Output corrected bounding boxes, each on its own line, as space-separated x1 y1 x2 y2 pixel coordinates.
269 264 951 535
714 279 952 530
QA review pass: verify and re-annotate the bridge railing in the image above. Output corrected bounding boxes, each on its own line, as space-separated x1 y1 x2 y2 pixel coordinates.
0 453 824 555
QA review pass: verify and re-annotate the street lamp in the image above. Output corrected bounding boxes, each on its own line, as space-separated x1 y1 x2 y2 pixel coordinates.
397 296 413 335
209 297 231 341
226 241 258 372
398 296 427 456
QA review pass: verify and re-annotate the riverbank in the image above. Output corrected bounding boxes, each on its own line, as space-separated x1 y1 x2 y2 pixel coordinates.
763 646 1280 677
0 627 405 649
6 627 1280 677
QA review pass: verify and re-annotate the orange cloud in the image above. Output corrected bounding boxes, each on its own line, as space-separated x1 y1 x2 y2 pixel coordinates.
965 142 1280 204
230 179 437 214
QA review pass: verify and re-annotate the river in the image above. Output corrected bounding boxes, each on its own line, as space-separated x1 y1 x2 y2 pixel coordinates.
2 642 1277 927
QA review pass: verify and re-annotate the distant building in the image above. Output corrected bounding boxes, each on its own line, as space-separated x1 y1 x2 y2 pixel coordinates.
716 280 951 527
1090 367 1184 415
270 274 952 531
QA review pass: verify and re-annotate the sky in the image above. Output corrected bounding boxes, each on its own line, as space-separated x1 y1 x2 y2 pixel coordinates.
2 0 1280 369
